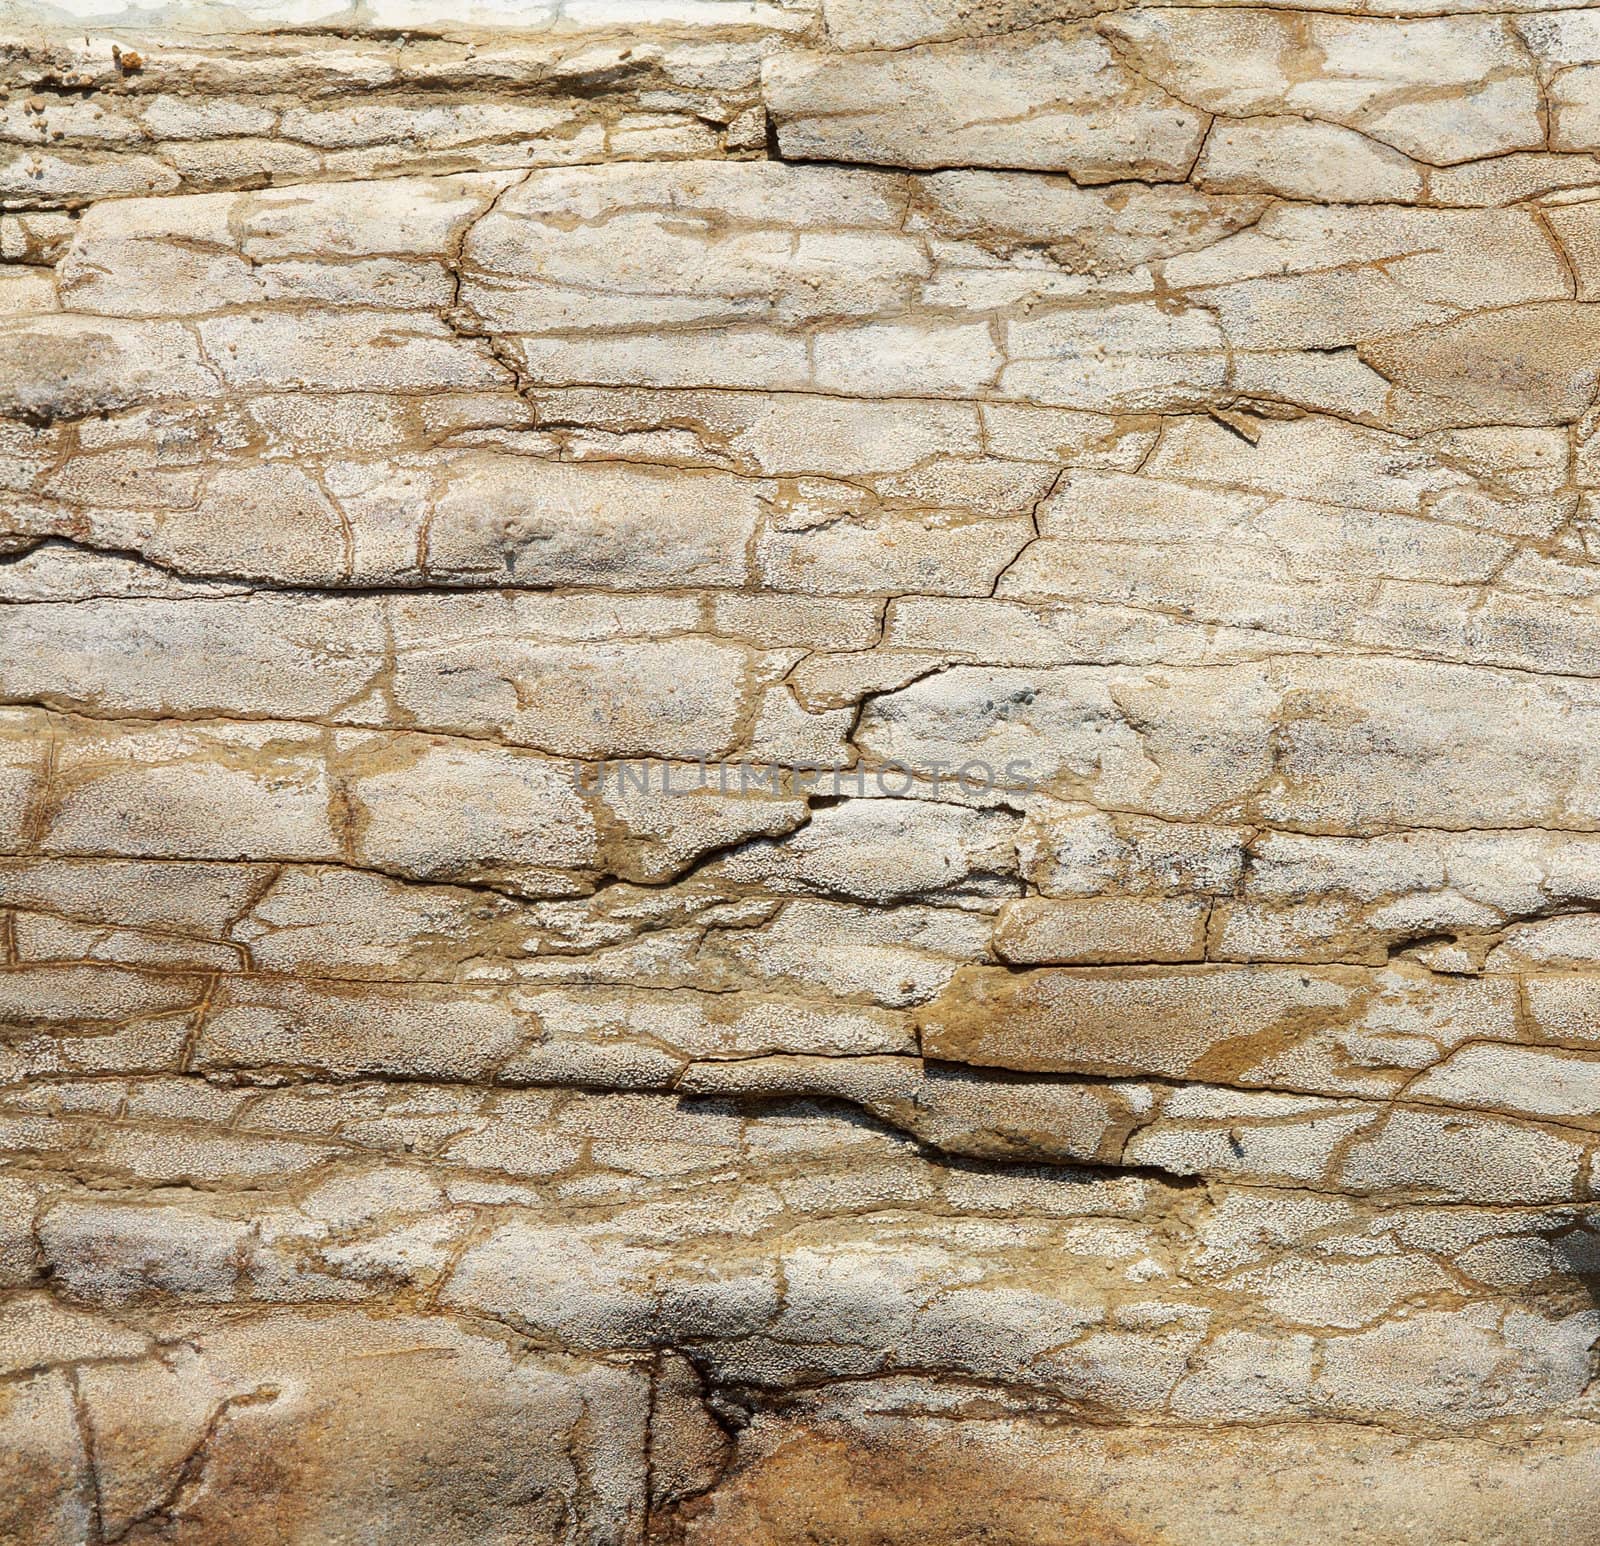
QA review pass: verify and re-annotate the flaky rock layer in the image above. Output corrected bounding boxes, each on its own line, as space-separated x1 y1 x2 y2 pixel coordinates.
4 0 1600 1540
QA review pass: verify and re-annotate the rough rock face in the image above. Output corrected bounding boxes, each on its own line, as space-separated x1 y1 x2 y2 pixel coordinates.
4 0 1600 1539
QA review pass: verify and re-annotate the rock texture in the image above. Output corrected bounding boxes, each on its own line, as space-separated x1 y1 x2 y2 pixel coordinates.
4 0 1600 1539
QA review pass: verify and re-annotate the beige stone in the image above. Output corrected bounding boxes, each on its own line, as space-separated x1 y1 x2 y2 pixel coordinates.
765 28 1208 178
993 894 1208 964
2 0 1598 1535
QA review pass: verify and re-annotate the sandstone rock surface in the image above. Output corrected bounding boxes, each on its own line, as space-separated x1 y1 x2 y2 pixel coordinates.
5 0 1600 1539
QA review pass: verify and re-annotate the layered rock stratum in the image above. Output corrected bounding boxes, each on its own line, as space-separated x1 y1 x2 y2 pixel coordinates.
4 0 1600 1539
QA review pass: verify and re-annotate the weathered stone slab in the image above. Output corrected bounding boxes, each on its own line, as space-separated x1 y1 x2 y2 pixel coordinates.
3 0 1599 1536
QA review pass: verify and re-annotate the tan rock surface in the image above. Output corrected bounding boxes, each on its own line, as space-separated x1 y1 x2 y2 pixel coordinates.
4 0 1600 1539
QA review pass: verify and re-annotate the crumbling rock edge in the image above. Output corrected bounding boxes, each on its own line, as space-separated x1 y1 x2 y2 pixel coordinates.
4 0 1600 1540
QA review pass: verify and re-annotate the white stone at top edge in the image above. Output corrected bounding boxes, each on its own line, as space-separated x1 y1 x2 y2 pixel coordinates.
0 0 814 31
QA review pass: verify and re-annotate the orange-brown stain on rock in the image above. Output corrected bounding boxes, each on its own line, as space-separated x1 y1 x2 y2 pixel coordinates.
917 962 1369 1086
669 1425 1163 1546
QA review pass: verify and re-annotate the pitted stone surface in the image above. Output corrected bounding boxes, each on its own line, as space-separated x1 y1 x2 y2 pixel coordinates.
4 0 1600 1540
